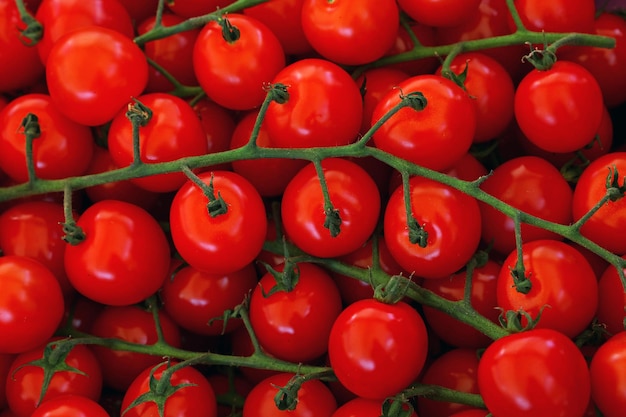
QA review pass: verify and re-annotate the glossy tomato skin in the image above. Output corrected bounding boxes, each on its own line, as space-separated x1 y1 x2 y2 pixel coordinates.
301 0 399 65
372 75 476 172
510 0 595 33
193 14 285 110
89 305 182 391
6 340 102 417
478 328 591 417
332 397 418 417
573 152 626 254
46 27 149 126
170 170 267 275
590 331 626 417
161 263 258 336
243 373 337 417
107 93 208 192
0 94 94 183
0 256 64 354
281 158 381 258
497 240 598 338
264 58 363 148
328 299 428 400
30 395 109 417
122 361 217 417
596 258 626 336
384 176 482 279
64 200 171 306
514 61 604 153
249 262 342 363
398 0 481 27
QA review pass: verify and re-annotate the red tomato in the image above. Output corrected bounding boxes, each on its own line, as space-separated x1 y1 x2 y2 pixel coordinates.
497 239 598 338
398 0 481 27
161 263 258 336
435 52 515 142
510 0 596 33
6 339 102 417
478 328 591 417
107 93 209 192
192 98 236 167
89 305 182 391
0 0 45 93
596 259 626 336
118 0 159 22
332 397 418 417
301 0 399 65
590 331 626 417
384 21 439 76
514 61 604 153
166 0 234 18
193 14 285 110
421 260 500 348
417 348 481 417
372 74 476 172
384 176 482 279
35 0 134 65
30 395 109 417
478 156 573 256
242 373 337 417
46 27 148 126
64 200 171 306
264 58 363 148
250 262 342 363
328 299 428 400
0 94 94 183
281 158 381 258
0 256 64 354
138 13 200 93
170 170 267 275
572 152 626 254
122 362 217 417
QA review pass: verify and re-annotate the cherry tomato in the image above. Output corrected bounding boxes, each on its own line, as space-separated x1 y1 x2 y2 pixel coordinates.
384 21 439 76
30 395 109 417
590 331 626 417
64 200 171 306
170 170 267 275
301 0 399 65
193 14 285 110
514 61 603 153
46 27 148 126
596 259 626 336
497 239 598 338
384 176 482 279
510 0 596 33
478 328 591 417
328 299 428 400
167 0 234 18
121 361 217 417
0 256 64 354
372 74 476 172
192 98 236 168
332 397 418 417
281 158 381 258
249 262 342 363
398 0 481 27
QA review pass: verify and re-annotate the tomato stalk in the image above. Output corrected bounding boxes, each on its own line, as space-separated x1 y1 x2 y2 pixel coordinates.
60 183 85 245
510 211 533 294
14 0 42 45
19 113 40 186
126 98 153 167
181 167 229 217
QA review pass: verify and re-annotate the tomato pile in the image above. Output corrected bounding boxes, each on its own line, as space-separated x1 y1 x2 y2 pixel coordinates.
1 0 626 416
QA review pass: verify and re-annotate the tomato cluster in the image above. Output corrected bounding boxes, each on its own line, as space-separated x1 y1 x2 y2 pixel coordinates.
1 0 626 416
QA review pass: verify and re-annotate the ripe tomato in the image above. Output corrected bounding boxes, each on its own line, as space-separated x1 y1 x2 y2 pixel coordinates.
281 158 381 258
46 27 148 126
572 152 626 254
590 331 626 417
372 74 476 172
170 170 267 275
497 240 598 338
510 0 595 33
89 305 182 391
264 58 363 148
514 61 603 153
478 328 591 417
64 200 171 306
398 0 481 27
30 395 109 417
328 299 428 400
249 262 342 363
107 93 209 192
161 263 258 336
478 156 573 256
193 14 285 110
242 373 337 417
192 97 236 166
6 339 102 417
384 21 439 76
121 361 217 417
0 256 64 354
596 259 626 336
332 397 418 417
384 176 482 279
166 0 234 18
301 0 399 65
0 94 94 183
